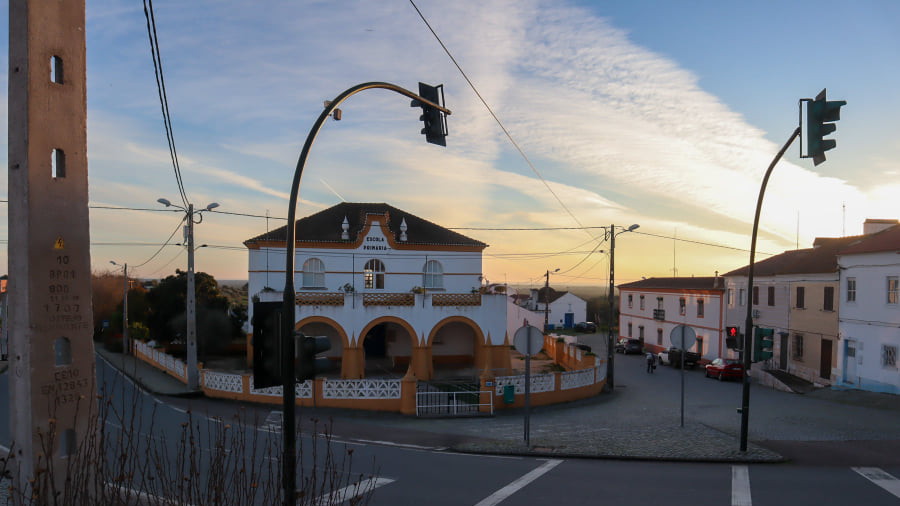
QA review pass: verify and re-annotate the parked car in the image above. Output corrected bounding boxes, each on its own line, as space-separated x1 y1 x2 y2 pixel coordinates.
615 338 643 355
705 358 744 381
574 321 598 333
657 349 671 366
664 347 701 368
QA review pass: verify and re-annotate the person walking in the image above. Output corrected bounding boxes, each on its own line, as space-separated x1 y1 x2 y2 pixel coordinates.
646 352 657 373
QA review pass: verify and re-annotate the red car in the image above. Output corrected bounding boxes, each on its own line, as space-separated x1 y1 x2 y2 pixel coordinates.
704 358 744 381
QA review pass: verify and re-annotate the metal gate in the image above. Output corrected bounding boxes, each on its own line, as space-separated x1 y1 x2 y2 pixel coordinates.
415 380 492 417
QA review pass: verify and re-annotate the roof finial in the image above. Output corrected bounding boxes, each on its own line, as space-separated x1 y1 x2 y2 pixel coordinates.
341 215 349 240
400 217 408 242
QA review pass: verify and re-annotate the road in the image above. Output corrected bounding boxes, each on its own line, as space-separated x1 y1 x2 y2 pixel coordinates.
3 343 900 504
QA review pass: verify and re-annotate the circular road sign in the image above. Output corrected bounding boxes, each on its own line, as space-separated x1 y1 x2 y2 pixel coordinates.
514 325 544 357
669 324 697 350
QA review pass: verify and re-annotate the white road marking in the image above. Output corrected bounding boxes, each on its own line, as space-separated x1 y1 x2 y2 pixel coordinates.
349 438 447 451
312 476 395 505
473 459 563 506
852 467 900 499
731 465 752 506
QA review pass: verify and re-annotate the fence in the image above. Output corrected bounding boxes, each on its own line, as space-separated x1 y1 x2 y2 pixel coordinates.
415 390 493 416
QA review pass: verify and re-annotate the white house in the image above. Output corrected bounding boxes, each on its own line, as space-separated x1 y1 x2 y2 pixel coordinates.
617 277 725 361
244 202 510 380
836 220 900 394
508 287 587 331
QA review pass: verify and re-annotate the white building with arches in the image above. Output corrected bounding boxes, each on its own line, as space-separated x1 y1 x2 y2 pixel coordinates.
244 202 511 380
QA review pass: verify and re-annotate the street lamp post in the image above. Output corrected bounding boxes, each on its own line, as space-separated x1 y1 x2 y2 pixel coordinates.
157 198 219 391
278 82 449 506
606 223 639 392
109 260 129 355
543 268 559 331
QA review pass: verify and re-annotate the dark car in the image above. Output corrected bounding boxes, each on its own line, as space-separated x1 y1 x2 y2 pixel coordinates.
574 321 598 333
665 347 701 368
705 358 744 381
615 338 643 355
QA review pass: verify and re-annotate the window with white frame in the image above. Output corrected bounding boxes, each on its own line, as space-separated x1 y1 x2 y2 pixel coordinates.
657 328 663 345
846 277 856 303
888 277 899 305
823 286 834 311
727 289 734 306
883 345 898 368
638 325 644 339
739 288 745 306
796 286 805 309
679 297 686 315
697 299 705 318
364 259 385 289
627 294 633 308
301 258 325 288
640 295 645 310
656 297 664 310
423 260 443 289
767 286 775 306
627 322 633 337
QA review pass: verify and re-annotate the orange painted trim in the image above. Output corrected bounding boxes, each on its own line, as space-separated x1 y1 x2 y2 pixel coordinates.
358 315 419 349
426 315 486 346
295 315 351 351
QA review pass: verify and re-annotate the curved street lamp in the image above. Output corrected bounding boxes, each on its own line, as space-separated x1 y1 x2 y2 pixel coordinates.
157 198 220 391
277 81 450 506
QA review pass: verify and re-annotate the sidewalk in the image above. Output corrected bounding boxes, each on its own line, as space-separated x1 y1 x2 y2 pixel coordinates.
95 346 201 397
95 346 784 463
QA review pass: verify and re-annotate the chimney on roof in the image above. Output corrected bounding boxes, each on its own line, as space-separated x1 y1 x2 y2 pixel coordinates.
863 218 898 235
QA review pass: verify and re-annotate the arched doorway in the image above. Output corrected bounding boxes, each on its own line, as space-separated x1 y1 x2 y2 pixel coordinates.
429 319 482 380
295 318 346 378
360 319 416 378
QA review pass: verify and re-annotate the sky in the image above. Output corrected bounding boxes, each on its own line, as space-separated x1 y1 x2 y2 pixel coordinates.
2 0 899 290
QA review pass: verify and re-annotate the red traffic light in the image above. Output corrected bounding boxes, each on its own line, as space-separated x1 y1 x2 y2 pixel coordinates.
726 326 739 338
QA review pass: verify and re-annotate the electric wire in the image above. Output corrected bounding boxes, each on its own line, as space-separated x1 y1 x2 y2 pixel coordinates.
408 0 597 241
130 214 187 269
143 0 189 207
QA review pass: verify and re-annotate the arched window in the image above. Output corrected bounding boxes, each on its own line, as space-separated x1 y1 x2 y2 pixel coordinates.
302 258 325 288
423 260 443 289
364 259 385 289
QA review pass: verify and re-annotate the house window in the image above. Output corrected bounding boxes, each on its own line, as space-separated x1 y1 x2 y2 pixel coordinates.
364 259 385 289
638 325 644 340
697 299 705 318
656 297 664 310
657 328 663 345
627 322 633 337
679 297 686 315
627 294 633 308
846 277 856 303
883 345 898 368
888 277 899 305
739 288 745 306
696 337 704 356
301 258 325 288
792 334 804 361
823 286 834 311
752 286 759 306
423 260 443 289
727 289 734 306
767 286 775 306
639 295 645 310
796 286 805 309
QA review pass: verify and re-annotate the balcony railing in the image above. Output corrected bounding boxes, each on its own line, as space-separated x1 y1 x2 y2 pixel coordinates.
295 292 345 306
362 293 415 307
653 309 665 320
432 293 481 307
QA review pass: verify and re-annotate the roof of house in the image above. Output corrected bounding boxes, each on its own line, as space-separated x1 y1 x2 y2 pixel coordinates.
837 224 900 256
243 202 487 249
536 286 569 304
723 235 864 277
617 277 724 291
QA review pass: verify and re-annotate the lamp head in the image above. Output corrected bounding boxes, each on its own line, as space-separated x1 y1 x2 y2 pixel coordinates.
157 198 172 207
627 224 640 232
109 260 117 266
205 202 220 211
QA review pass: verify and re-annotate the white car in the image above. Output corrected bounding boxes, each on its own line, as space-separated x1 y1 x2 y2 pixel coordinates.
657 349 671 366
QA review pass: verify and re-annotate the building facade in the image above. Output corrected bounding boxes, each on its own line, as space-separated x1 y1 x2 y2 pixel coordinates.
724 236 861 385
836 221 900 394
509 287 587 331
244 203 510 380
617 277 725 361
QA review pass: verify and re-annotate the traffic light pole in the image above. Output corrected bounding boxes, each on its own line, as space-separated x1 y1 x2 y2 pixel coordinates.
740 126 799 452
280 82 449 506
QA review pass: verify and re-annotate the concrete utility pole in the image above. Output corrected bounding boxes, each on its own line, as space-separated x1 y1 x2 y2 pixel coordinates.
186 203 198 390
9 0 97 497
542 269 558 331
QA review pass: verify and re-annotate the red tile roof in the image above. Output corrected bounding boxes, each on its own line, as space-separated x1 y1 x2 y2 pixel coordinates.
838 224 900 255
724 235 864 277
618 277 724 291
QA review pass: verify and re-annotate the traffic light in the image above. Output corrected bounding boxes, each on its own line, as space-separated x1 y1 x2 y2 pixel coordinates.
410 82 447 146
805 88 846 166
725 326 741 350
753 327 774 362
252 301 283 388
296 332 333 382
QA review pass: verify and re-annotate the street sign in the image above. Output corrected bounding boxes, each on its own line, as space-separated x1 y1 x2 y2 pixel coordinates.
669 324 697 350
514 325 543 356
